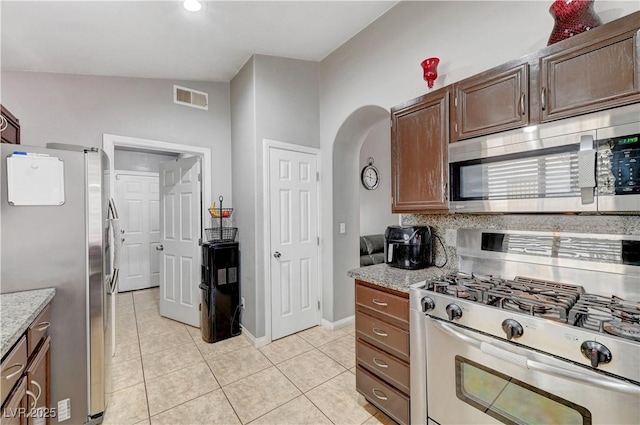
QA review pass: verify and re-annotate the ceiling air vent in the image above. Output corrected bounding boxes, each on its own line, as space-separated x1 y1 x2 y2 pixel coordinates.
173 85 208 110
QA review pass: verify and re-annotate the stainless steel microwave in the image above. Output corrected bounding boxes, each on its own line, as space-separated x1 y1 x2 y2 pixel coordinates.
449 104 640 213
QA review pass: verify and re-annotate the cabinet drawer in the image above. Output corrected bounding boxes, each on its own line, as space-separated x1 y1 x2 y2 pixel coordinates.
356 366 409 425
356 310 409 361
1 377 26 425
1 336 27 406
356 284 408 324
26 336 50 425
28 305 51 358
357 340 409 394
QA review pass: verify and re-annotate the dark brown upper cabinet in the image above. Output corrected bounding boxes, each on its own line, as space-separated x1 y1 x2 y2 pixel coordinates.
452 61 529 143
539 25 640 122
391 86 450 213
449 12 639 141
1 105 21 145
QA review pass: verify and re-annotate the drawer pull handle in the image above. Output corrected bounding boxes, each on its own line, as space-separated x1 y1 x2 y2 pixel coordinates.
2 363 25 380
372 299 388 307
35 321 51 332
372 328 388 337
25 380 42 417
31 379 42 402
26 390 38 410
372 388 388 401
373 358 389 368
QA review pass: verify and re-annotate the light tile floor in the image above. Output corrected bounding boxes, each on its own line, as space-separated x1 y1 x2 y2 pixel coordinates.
103 287 397 425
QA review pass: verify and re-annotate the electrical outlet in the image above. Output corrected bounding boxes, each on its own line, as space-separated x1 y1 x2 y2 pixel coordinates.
241 297 245 309
445 229 457 247
339 222 346 234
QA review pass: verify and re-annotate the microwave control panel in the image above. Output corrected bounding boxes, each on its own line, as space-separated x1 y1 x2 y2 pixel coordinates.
597 134 639 195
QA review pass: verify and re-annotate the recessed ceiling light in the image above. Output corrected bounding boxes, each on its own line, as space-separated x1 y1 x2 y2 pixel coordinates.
183 0 202 12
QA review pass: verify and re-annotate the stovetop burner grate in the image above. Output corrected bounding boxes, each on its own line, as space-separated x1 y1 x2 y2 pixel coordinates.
425 272 640 342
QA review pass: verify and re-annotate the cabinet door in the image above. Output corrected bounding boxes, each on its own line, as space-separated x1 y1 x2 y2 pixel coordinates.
540 29 640 122
452 62 528 142
391 87 450 213
0 105 21 145
25 337 50 425
1 377 26 425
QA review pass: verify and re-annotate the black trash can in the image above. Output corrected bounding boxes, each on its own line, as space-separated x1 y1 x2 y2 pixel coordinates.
200 241 241 343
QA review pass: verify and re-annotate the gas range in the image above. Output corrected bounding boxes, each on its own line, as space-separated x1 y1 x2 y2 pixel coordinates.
409 229 640 425
425 272 640 343
416 271 640 380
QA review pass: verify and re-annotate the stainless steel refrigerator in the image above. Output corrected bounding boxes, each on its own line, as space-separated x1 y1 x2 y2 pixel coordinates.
1 143 119 425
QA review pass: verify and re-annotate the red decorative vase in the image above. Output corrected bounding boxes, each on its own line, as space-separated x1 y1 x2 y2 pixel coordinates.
547 0 602 45
421 57 440 89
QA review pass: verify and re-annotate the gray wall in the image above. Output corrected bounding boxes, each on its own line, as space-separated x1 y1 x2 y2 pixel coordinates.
359 119 397 236
320 1 640 322
231 55 320 338
331 106 388 322
0 71 232 203
230 57 258 337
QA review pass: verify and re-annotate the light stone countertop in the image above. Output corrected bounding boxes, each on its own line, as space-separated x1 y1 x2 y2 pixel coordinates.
347 263 453 293
0 288 55 358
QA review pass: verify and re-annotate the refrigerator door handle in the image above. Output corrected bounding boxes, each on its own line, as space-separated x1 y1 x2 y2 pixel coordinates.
108 198 122 295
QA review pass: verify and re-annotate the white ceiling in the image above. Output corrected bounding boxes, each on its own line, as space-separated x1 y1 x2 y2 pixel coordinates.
1 1 398 82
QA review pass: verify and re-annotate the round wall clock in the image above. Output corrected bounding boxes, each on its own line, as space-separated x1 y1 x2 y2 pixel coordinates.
361 157 380 190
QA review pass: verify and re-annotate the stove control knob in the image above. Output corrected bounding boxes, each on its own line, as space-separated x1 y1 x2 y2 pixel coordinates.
501 319 524 340
446 303 463 321
421 297 435 312
580 341 612 368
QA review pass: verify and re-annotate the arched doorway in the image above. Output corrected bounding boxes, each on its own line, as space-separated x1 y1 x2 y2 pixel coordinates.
330 105 391 323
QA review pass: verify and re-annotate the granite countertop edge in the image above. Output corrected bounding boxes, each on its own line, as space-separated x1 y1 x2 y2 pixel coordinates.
347 263 454 293
1 288 56 358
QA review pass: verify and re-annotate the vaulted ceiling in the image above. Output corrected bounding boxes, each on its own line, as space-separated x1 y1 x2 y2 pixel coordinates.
1 1 398 82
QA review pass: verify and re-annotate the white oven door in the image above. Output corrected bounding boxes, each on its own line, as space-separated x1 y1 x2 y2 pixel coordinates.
425 317 640 425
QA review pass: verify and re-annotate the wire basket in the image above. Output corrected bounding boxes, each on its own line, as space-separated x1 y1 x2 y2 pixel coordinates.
208 207 233 219
205 227 238 243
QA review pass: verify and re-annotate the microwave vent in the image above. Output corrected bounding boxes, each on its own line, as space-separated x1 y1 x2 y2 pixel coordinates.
174 85 208 110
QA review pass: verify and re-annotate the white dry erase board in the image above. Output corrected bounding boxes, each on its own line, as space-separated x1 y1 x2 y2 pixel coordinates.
6 154 65 205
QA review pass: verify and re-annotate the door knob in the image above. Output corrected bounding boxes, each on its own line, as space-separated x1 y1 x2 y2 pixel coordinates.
273 251 281 258
156 245 164 251
121 238 125 243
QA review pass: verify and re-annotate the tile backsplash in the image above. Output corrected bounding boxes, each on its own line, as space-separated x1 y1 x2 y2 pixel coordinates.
402 213 640 271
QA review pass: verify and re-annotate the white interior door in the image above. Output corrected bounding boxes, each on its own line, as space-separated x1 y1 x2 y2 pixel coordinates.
269 147 320 340
115 172 160 292
159 156 201 326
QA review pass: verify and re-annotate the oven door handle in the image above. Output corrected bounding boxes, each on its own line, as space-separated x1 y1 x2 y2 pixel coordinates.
430 318 640 395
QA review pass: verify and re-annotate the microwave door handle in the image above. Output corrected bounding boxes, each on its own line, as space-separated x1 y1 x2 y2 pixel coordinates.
578 135 596 205
430 319 640 395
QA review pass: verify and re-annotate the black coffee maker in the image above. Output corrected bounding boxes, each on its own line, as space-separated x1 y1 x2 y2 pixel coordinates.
384 225 435 270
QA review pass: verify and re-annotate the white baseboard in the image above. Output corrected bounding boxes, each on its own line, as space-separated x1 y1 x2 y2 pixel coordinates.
241 326 269 348
321 315 355 331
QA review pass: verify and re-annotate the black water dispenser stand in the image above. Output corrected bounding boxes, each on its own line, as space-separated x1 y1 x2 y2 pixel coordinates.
200 196 241 343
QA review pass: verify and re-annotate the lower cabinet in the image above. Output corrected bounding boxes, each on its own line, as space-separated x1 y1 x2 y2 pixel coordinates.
356 367 410 425
25 337 50 425
355 280 410 425
1 378 26 425
1 305 52 425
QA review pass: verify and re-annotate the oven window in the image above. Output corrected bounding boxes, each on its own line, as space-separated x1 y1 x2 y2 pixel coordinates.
455 356 591 425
